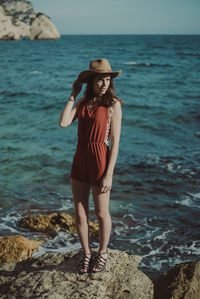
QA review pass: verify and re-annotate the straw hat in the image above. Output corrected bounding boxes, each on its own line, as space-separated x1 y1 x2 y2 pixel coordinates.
77 58 122 83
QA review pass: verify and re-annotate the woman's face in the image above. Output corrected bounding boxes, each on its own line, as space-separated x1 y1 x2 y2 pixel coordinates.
93 74 111 96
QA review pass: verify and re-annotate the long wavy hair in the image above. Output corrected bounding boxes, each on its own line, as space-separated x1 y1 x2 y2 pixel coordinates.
83 74 123 107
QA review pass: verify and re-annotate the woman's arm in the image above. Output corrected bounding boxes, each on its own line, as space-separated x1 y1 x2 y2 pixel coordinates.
59 79 83 127
100 100 122 193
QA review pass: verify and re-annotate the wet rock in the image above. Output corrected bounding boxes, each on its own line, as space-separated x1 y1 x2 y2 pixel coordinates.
0 249 153 299
154 261 200 299
0 235 42 264
19 212 99 237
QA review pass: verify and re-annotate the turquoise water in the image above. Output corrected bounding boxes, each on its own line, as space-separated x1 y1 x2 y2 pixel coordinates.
0 35 200 277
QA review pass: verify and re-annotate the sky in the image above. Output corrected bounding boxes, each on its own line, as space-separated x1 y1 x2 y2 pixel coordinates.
31 0 200 35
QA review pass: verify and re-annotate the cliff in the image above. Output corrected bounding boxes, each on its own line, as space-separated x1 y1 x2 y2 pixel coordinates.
0 0 60 40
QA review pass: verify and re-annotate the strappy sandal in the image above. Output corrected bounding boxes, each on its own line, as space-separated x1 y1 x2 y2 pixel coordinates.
91 251 108 273
78 253 91 274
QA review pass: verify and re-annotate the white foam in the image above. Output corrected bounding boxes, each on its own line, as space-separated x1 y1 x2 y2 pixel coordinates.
175 197 191 206
122 213 137 223
173 241 200 255
129 238 139 243
142 248 161 258
154 230 171 241
33 230 80 257
124 61 137 65
187 192 200 199
176 193 200 207
31 71 43 74
146 154 160 165
0 223 19 234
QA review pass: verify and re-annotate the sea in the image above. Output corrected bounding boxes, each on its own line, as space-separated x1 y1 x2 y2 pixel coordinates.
0 35 200 279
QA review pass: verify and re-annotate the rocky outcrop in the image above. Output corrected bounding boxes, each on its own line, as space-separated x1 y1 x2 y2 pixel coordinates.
30 13 60 40
0 6 20 40
0 237 199 299
0 235 42 264
0 0 35 24
19 212 99 237
0 249 154 299
154 261 200 299
0 0 60 40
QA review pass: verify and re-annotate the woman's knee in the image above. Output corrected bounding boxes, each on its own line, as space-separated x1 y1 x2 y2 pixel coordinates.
75 210 88 224
96 211 110 222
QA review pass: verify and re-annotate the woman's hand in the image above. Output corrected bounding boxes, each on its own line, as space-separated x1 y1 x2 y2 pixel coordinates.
100 173 113 193
71 79 83 99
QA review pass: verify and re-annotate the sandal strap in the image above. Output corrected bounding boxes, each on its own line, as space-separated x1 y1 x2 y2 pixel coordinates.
92 253 108 271
79 254 91 270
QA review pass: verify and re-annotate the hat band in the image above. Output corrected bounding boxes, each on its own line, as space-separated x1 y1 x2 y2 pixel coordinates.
90 69 112 72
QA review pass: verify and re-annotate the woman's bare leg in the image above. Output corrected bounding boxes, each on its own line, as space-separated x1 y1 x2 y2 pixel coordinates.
91 185 112 254
70 178 91 255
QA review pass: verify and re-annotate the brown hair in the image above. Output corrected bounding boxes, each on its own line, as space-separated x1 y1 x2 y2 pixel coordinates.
83 74 123 107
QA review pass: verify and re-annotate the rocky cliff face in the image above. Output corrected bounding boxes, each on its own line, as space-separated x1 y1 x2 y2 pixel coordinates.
0 0 60 40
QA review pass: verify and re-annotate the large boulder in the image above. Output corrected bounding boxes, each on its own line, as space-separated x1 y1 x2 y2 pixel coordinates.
30 13 60 40
0 235 42 264
154 261 200 299
19 212 99 237
0 249 153 299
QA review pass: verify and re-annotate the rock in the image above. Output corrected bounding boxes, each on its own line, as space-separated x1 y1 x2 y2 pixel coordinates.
154 261 200 299
19 212 99 237
0 6 20 40
0 0 36 24
14 17 30 37
0 235 42 264
30 13 60 40
0 0 60 40
0 249 153 299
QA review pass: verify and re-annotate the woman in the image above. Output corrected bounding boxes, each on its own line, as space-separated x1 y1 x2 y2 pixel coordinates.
59 58 122 274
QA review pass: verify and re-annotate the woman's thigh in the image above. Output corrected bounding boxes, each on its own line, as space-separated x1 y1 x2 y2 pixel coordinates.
70 178 90 215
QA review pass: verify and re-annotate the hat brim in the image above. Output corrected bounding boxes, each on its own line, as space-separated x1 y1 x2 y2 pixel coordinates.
77 69 122 83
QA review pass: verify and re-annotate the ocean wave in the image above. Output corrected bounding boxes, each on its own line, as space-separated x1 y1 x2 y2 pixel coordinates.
152 46 169 49
0 90 44 98
112 212 200 274
177 52 200 57
175 196 193 207
124 61 172 67
153 230 171 241
129 155 199 180
0 91 29 97
187 192 200 199
31 70 43 74
125 103 152 110
176 192 200 208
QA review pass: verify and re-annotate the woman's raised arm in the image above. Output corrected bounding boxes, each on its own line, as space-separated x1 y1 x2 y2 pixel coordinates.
59 79 83 127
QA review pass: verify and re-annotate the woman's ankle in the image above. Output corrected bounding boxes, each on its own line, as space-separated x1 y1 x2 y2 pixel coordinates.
98 249 107 255
83 249 91 255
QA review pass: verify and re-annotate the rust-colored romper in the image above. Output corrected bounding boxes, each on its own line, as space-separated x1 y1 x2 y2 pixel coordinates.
70 99 111 186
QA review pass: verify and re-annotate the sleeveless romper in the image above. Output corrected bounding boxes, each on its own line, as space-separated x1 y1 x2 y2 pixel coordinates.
70 99 111 187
